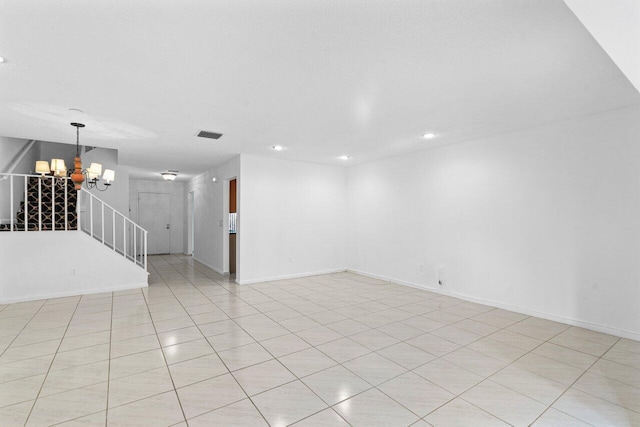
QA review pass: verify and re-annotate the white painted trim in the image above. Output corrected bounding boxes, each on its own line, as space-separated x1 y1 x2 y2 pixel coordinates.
193 256 225 276
237 268 347 285
347 269 640 341
0 282 148 305
347 269 435 291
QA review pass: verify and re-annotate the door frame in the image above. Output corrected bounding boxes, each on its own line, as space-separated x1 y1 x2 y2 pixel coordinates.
223 177 238 278
187 191 195 255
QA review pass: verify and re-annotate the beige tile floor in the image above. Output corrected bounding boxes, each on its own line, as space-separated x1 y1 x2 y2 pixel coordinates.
0 255 639 426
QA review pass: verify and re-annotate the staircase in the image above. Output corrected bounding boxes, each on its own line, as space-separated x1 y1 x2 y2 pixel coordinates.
0 173 147 271
0 176 77 231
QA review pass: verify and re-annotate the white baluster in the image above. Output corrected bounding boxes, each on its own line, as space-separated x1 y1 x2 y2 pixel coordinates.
38 177 42 231
112 208 116 251
24 176 28 232
10 175 14 232
134 226 137 265
90 195 94 238
64 179 68 231
144 230 148 271
77 189 82 232
123 215 127 259
101 202 105 244
51 177 55 231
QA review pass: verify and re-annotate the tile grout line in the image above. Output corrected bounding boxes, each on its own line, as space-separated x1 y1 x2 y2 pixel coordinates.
162 254 521 425
527 336 627 425
345 303 547 424
261 290 611 425
160 254 316 427
448 323 578 426
22 296 83 425
185 260 360 426
3 256 336 422
139 259 194 426
443 316 629 424
0 300 49 360
158 254 585 426
0 303 594 424
104 291 114 426
159 255 350 425
157 254 286 425
328 294 628 424
0 298 584 424
48 295 121 427
2 255 635 427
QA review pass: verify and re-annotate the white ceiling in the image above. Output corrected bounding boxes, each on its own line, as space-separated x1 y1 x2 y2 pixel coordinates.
564 0 640 94
0 0 638 180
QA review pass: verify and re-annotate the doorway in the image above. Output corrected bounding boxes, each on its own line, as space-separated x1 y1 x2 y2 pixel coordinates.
138 192 171 255
229 179 237 275
187 191 194 255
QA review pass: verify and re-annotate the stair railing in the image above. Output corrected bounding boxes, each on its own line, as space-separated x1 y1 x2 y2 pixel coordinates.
78 188 148 271
0 173 75 232
0 172 147 271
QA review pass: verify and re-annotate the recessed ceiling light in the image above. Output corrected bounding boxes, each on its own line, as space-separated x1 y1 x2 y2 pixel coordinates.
339 155 351 160
422 133 437 139
0 56 6 63
272 145 284 151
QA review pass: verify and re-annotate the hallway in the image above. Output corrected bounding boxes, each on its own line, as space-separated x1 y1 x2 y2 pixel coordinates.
0 255 638 426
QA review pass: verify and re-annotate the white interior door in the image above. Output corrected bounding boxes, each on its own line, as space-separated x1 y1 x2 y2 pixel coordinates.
138 192 171 255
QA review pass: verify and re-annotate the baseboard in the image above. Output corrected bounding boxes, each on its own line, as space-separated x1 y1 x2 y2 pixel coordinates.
0 282 148 304
238 268 347 285
347 269 437 291
445 289 640 341
347 269 640 341
192 256 226 276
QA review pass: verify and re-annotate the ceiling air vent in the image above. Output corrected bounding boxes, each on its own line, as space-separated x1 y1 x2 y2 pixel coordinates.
197 130 223 139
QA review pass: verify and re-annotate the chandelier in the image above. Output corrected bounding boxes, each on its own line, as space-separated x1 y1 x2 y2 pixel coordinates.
35 122 115 191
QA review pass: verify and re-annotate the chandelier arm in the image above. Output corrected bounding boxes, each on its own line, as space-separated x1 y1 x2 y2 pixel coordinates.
82 175 110 191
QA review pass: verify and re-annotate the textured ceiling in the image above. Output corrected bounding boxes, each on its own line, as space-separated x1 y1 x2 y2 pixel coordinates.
0 0 638 180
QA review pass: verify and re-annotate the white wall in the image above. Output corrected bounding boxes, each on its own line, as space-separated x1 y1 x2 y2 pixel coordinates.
347 105 640 339
0 231 148 303
0 137 39 222
239 154 347 284
186 156 240 276
82 147 129 215
38 141 77 174
187 154 347 284
129 179 185 254
0 136 39 174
